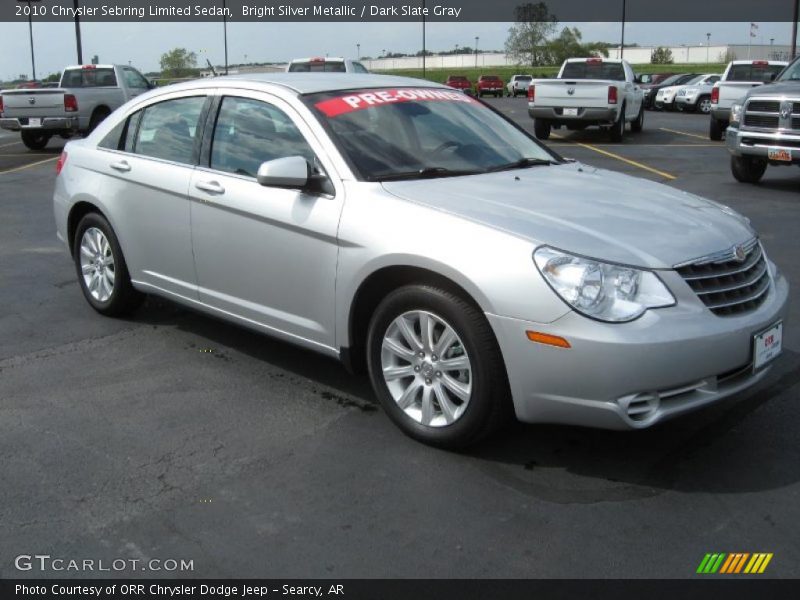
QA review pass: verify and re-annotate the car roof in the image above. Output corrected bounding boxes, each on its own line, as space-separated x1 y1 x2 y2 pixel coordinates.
162 73 450 95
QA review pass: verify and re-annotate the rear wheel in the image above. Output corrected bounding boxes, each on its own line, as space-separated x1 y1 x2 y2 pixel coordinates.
20 130 50 150
88 107 111 133
609 106 626 142
709 117 725 141
731 155 767 184
366 285 511 449
73 212 143 316
631 105 644 133
533 118 551 140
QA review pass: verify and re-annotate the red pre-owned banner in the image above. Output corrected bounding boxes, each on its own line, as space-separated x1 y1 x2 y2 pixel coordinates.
314 88 478 117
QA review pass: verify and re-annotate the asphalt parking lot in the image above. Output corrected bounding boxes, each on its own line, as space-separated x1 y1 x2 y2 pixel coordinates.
1 102 799 579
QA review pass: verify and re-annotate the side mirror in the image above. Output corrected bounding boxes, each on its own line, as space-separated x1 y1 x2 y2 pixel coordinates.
257 156 310 188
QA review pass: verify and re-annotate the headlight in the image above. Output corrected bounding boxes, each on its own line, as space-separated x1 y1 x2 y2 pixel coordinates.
533 247 675 322
730 103 743 125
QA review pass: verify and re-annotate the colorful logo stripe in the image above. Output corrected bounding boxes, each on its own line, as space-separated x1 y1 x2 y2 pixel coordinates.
697 553 773 574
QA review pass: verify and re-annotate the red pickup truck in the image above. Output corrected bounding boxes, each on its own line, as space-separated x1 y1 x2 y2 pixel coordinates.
445 75 472 91
476 75 504 97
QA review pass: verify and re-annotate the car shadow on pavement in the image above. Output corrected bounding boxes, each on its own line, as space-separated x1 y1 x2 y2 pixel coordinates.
129 295 800 503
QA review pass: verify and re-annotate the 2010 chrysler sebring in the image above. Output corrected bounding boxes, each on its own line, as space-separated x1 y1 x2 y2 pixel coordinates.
53 74 788 448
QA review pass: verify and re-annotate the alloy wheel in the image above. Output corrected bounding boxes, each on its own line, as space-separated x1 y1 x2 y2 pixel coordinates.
380 310 472 427
79 227 116 302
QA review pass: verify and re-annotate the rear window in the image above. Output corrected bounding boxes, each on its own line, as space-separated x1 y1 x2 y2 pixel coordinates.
289 61 346 73
481 76 500 81
447 76 467 82
727 64 785 82
61 68 117 88
515 76 532 82
561 61 625 81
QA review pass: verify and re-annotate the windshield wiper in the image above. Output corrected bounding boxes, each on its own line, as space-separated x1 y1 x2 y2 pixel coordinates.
485 157 559 173
372 167 483 182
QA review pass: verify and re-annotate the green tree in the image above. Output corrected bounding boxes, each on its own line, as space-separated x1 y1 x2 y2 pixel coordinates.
159 48 198 78
651 47 674 64
43 72 61 83
505 2 558 66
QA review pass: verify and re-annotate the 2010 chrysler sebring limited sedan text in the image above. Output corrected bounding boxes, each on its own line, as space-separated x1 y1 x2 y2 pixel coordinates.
53 74 789 448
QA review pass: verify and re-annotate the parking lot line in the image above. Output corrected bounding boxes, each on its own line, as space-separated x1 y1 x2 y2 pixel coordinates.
659 127 708 141
552 134 676 180
0 140 24 149
0 156 58 176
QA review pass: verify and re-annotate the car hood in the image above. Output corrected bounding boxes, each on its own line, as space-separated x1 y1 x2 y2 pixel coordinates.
381 163 755 269
743 80 800 99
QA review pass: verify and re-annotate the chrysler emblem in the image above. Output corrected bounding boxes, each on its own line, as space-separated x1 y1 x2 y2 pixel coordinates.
733 245 747 262
28 97 36 105
567 87 575 95
780 101 792 120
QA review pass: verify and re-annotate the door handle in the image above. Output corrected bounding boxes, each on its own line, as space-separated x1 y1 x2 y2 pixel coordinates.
195 180 225 195
109 160 131 172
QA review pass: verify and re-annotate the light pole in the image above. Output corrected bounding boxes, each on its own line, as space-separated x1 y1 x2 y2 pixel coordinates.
356 43 360 60
17 0 40 80
73 0 83 64
421 0 426 77
475 36 479 67
620 0 626 59
706 32 711 64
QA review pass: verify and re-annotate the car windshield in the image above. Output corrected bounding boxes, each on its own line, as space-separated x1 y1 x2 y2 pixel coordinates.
728 63 784 82
561 61 625 81
658 74 683 86
306 87 558 181
684 75 705 85
776 61 800 81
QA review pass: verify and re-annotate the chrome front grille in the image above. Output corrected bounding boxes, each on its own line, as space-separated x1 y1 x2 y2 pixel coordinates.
676 239 771 316
743 97 800 131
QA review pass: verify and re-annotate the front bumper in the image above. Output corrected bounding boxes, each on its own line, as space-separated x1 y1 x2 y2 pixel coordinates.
726 125 800 162
0 116 79 132
487 270 789 430
527 105 617 124
675 96 697 108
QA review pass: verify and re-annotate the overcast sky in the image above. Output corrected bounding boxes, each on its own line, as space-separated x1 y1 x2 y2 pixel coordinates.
0 20 795 80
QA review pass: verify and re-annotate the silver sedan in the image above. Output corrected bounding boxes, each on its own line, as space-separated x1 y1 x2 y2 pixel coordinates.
53 74 788 448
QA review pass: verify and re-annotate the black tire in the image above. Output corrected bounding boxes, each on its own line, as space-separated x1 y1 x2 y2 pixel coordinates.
696 95 712 114
709 117 725 141
533 118 551 140
20 130 50 151
631 105 644 133
73 212 143 317
366 285 511 449
609 106 625 142
88 108 111 134
730 155 767 184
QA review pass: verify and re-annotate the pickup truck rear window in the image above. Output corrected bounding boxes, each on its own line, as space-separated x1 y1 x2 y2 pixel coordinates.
289 61 346 73
61 68 118 88
561 62 625 81
727 64 784 82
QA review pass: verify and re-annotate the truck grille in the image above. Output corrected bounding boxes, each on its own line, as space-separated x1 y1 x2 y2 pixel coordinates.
743 114 779 128
743 98 800 131
676 239 770 316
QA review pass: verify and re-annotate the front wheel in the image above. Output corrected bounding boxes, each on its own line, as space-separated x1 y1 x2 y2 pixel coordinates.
731 155 767 184
533 118 551 140
73 212 143 316
21 130 50 150
366 285 511 449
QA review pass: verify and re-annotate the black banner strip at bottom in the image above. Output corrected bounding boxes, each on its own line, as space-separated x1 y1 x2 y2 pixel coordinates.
2 579 799 600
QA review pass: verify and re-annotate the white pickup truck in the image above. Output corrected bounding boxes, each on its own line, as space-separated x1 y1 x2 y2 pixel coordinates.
0 64 151 150
708 59 787 140
527 58 644 142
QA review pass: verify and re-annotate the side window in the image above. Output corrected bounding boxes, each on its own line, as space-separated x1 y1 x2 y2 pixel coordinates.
123 67 149 90
210 97 316 178
133 97 205 164
707 76 720 84
98 118 127 150
97 110 143 151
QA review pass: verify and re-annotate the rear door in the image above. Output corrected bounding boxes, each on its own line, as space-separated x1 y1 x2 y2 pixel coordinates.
188 92 343 349
95 91 210 299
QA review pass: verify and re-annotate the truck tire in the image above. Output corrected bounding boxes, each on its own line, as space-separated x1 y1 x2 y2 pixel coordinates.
533 119 551 140
88 107 111 134
609 106 625 142
709 117 725 141
730 156 767 184
21 130 50 151
631 105 644 133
